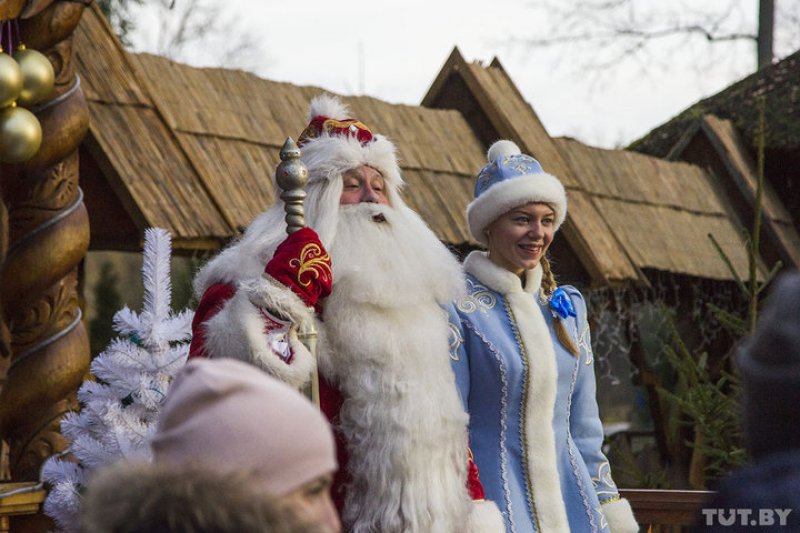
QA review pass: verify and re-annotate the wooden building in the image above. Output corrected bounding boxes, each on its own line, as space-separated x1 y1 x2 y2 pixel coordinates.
630 49 800 271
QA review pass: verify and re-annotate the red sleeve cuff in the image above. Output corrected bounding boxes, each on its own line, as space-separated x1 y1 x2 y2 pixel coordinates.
264 227 332 312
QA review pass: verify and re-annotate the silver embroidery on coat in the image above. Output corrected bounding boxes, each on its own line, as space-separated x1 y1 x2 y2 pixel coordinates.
565 327 600 532
457 279 497 314
448 320 464 361
463 320 516 533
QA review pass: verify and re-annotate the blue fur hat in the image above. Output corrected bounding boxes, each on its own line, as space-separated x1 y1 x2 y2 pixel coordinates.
467 140 567 245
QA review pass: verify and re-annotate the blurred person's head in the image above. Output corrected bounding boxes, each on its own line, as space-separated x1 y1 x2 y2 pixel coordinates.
151 358 340 532
83 462 324 533
738 271 800 460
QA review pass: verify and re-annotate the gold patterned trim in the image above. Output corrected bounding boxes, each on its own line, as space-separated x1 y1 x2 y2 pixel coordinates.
507 303 542 533
599 495 621 505
289 243 331 288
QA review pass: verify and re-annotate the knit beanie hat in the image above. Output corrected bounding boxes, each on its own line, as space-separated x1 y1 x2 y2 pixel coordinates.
738 271 800 459
151 358 337 496
467 140 567 245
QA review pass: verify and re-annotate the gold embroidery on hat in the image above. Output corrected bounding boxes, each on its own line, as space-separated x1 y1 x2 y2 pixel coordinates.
321 118 372 135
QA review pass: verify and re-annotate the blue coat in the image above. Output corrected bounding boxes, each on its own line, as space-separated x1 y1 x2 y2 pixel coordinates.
447 252 638 533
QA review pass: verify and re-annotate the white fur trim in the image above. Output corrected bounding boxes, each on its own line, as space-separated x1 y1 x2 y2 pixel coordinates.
487 139 521 160
603 498 640 533
201 278 315 390
464 252 570 532
242 274 315 333
308 93 352 120
467 171 567 245
300 93 403 197
463 251 542 296
466 500 506 533
193 209 283 297
301 133 403 191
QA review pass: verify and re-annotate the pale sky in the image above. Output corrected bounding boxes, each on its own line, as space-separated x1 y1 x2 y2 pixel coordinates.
128 0 788 148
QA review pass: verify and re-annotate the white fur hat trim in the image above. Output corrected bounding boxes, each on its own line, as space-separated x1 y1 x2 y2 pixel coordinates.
466 141 567 245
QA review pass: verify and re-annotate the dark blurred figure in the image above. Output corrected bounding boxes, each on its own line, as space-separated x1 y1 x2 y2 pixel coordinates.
83 463 323 533
694 271 800 531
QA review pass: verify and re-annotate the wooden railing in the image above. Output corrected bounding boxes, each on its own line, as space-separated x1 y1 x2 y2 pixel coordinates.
0 482 46 533
622 488 714 530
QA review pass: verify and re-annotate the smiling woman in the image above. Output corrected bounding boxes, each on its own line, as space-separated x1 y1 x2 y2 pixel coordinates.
446 140 639 533
485 203 555 276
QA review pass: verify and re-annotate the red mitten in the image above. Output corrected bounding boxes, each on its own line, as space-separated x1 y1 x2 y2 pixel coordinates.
264 227 332 313
467 447 486 500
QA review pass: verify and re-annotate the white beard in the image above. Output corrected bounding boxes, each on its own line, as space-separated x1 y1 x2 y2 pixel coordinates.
327 203 465 307
320 203 471 533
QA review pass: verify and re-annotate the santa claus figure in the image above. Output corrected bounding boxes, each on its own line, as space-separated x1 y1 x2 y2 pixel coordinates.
189 95 504 532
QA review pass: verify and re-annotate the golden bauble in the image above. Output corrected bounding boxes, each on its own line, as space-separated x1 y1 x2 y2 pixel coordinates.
0 52 23 108
0 104 42 163
13 46 55 107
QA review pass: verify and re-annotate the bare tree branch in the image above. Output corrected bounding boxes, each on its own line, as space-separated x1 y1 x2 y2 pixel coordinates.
124 0 269 73
616 26 756 42
511 0 798 79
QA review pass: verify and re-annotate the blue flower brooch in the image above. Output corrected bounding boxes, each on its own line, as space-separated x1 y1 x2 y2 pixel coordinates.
549 287 576 320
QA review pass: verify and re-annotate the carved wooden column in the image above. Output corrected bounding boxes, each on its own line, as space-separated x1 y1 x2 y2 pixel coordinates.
0 0 91 530
0 190 9 412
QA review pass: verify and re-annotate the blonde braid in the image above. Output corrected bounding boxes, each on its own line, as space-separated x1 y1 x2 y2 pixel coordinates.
540 256 579 357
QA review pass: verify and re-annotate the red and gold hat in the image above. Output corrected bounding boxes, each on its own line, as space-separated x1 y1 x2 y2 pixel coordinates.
295 94 403 195
298 116 374 146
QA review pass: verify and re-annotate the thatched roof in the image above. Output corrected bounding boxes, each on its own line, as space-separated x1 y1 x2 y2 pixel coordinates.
629 49 800 157
74 5 484 251
423 48 770 283
627 46 800 272
75 7 781 285
665 114 800 270
554 137 768 280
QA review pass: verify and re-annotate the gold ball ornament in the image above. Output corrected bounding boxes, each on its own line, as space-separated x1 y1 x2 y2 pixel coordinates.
0 103 43 163
13 46 55 107
0 52 23 108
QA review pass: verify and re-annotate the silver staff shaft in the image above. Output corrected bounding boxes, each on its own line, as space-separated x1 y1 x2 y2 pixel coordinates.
275 137 319 407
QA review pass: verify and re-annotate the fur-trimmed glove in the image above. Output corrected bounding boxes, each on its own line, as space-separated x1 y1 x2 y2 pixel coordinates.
264 227 332 313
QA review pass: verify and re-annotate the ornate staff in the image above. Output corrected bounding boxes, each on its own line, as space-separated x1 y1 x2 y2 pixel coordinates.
275 137 319 406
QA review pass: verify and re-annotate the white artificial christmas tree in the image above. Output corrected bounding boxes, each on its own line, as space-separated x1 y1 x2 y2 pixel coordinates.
42 228 194 533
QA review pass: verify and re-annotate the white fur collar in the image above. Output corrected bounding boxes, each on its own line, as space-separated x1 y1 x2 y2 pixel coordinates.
463 251 543 297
